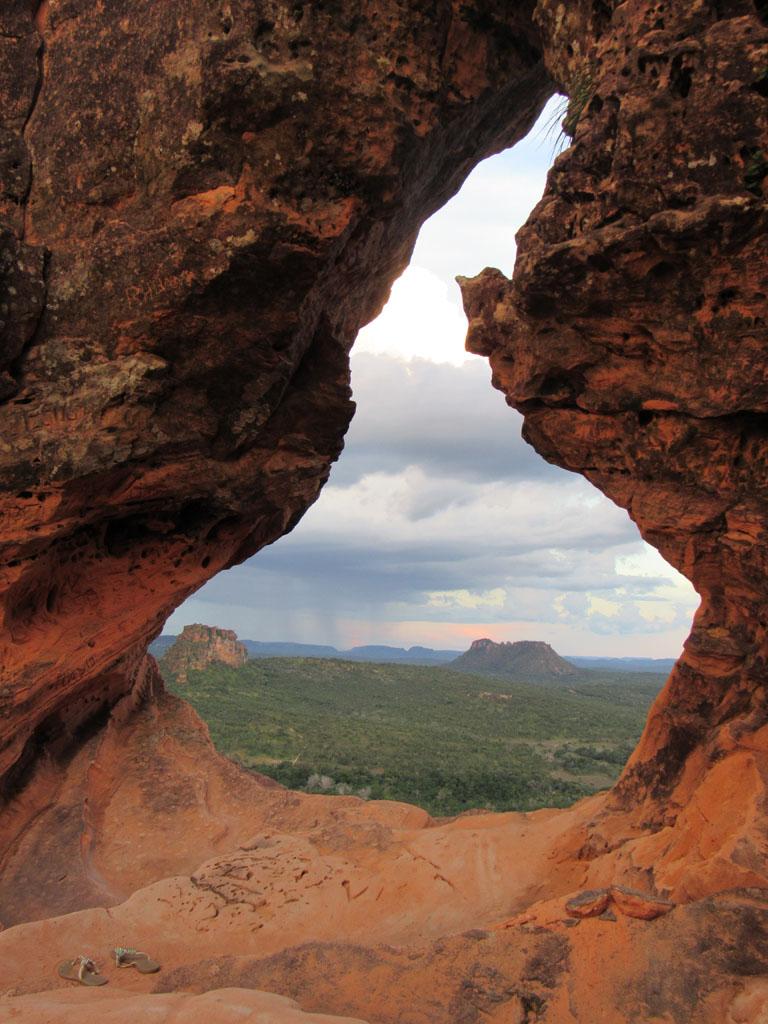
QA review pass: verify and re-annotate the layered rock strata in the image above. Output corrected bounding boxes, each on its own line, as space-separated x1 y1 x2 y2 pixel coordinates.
461 0 768 884
161 623 248 682
0 0 550 789
1 0 768 1021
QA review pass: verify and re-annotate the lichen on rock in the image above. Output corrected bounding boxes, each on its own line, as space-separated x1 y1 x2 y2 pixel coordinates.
0 0 767 1021
462 0 768 898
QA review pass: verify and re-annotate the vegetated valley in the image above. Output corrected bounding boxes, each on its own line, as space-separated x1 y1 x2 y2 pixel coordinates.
166 658 666 817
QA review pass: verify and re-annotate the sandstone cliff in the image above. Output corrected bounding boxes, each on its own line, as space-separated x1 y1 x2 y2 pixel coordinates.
461 0 768 881
1 0 767 1021
0 0 548 790
161 623 248 682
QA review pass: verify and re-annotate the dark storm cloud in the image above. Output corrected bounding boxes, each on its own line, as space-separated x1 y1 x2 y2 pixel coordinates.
330 353 563 487
171 350 695 648
194 473 645 616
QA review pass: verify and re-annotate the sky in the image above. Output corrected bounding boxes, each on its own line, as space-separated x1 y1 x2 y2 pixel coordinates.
167 98 699 657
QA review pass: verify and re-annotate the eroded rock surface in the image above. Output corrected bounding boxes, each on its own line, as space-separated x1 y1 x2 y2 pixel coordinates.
1 0 768 1021
461 0 768 903
0 0 549 787
161 623 248 682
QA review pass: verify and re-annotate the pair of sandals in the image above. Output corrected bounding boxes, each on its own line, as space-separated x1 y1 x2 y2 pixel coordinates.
58 947 160 986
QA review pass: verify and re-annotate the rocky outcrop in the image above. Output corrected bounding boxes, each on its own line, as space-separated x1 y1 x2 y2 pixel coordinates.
450 637 578 680
460 0 768 876
0 662 279 927
161 623 248 682
1 0 768 1021
1 780 767 1022
0 0 550 790
565 885 674 921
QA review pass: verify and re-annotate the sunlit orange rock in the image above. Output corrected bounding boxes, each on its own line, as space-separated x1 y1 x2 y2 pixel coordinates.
610 886 675 921
1 0 767 1020
1 988 372 1024
565 888 611 919
462 0 768 923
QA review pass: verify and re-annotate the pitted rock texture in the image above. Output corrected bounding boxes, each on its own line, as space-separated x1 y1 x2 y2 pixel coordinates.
2 0 768 1020
161 623 248 682
462 0 768 883
0 0 550 787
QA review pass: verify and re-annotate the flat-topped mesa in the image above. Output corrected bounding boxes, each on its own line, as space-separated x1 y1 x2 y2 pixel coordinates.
160 624 248 683
0 2 767 1019
451 638 578 680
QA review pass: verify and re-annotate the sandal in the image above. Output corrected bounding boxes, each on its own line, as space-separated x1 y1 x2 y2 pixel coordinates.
58 956 108 986
113 946 161 973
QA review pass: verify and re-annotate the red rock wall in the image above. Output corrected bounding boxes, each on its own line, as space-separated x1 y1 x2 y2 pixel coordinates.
1 5 768 1017
0 0 767 948
461 0 768 858
0 0 550 787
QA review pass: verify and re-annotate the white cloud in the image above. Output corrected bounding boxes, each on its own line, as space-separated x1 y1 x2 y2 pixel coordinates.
354 265 472 366
302 467 635 557
410 96 565 281
636 601 678 624
427 588 507 610
168 97 699 657
353 96 566 368
616 545 687 583
588 596 621 618
615 543 698 614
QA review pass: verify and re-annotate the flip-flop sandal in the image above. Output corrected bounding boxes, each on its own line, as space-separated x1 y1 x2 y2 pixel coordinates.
57 956 108 986
113 946 161 973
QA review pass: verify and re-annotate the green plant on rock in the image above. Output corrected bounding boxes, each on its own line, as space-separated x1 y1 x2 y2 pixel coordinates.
752 65 768 98
562 67 596 140
744 148 768 196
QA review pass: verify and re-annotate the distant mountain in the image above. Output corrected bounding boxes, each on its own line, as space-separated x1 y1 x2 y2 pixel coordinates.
243 640 341 659
567 655 676 674
159 624 248 682
148 633 673 674
151 636 461 665
343 645 459 664
245 641 460 665
450 638 579 682
150 634 176 659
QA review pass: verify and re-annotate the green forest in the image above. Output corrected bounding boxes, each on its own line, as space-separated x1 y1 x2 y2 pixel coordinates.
166 657 665 817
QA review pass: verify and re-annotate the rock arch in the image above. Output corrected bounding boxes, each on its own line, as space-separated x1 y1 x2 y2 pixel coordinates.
0 0 767 1019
